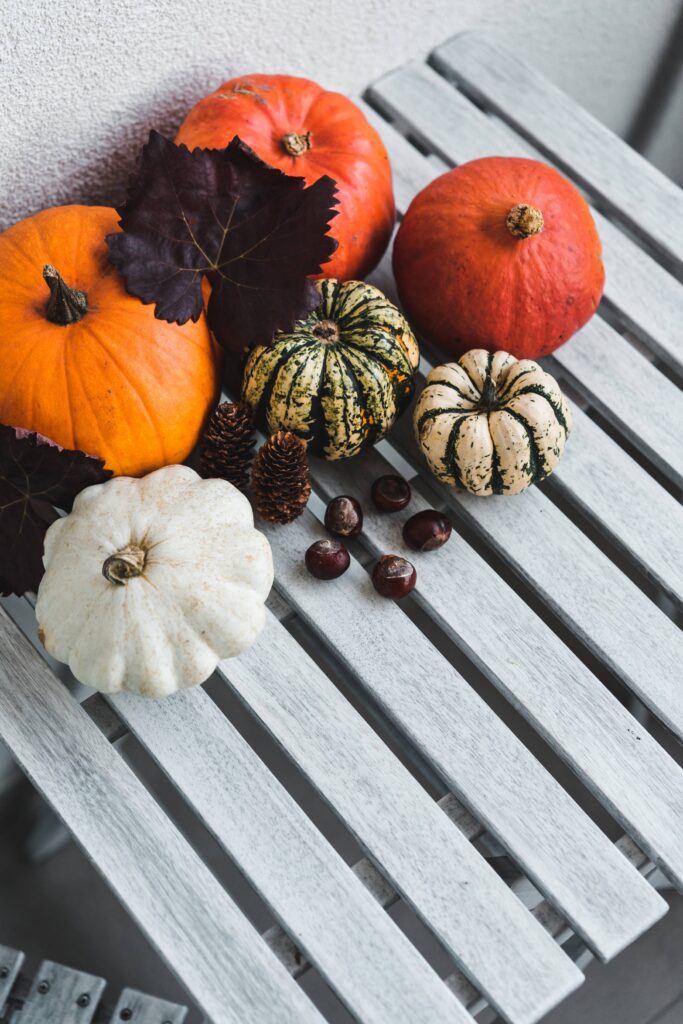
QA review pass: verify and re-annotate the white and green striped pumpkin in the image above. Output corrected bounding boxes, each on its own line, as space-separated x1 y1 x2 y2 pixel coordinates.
414 350 571 496
242 279 419 460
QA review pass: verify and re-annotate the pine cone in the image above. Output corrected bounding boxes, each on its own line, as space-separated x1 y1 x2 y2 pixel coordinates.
252 431 311 524
200 401 256 491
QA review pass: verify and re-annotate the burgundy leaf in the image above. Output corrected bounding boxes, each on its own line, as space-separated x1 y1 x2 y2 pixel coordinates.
107 131 339 351
0 426 112 596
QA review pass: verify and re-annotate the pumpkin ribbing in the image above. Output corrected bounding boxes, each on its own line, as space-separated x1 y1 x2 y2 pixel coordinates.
242 279 419 460
414 349 572 496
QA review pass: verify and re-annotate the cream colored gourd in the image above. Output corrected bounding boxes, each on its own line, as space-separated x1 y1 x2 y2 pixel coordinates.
35 465 273 697
414 350 572 496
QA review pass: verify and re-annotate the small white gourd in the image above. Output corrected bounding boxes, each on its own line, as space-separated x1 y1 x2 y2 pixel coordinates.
35 465 273 698
414 349 572 496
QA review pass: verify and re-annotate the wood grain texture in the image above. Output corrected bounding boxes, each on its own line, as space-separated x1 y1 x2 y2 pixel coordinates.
313 441 683 890
19 961 105 1024
395 409 683 739
109 682 469 1024
363 68 683 486
108 988 188 1023
219 610 583 1024
430 32 683 274
234 502 667 964
0 608 323 1024
362 75 683 380
0 946 24 1014
261 793 483 981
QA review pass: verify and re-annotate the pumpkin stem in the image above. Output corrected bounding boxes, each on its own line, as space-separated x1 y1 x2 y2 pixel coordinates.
480 377 498 410
102 545 147 585
43 265 88 325
312 319 340 344
281 131 312 157
506 204 544 239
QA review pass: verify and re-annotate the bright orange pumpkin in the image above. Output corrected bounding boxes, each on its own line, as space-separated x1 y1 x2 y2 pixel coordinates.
0 205 221 476
176 74 395 281
393 157 605 360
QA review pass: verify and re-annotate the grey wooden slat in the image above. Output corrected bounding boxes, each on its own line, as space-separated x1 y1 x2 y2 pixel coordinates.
0 608 323 1024
430 32 683 273
108 988 187 1024
218 611 583 1024
109 683 469 1024
363 72 683 484
19 961 105 1024
540 402 683 608
550 321 683 488
225 503 667 960
392 405 683 739
259 793 481 983
362 76 683 379
0 945 24 1013
312 443 683 887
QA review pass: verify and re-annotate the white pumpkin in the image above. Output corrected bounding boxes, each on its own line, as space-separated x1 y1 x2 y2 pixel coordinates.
414 350 572 496
35 465 273 698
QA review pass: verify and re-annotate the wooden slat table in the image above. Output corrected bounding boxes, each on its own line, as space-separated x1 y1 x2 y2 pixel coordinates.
1 31 681 1024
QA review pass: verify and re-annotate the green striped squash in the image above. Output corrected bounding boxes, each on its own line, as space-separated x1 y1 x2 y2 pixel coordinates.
242 279 419 460
414 350 572 496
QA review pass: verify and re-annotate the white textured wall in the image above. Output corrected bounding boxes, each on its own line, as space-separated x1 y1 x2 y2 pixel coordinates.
1 0 680 229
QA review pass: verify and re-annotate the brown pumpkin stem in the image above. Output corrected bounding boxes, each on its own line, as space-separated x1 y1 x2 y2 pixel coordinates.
506 204 544 239
102 545 147 585
480 378 498 411
43 265 88 325
312 319 340 344
281 131 312 157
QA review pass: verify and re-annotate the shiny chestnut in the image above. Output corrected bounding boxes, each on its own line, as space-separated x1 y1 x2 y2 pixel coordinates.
324 495 363 537
305 539 350 580
371 474 411 513
402 509 452 552
372 555 417 599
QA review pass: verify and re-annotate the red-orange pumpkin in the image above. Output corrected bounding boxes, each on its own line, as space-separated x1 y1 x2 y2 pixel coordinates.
0 205 221 477
393 156 605 360
176 74 395 282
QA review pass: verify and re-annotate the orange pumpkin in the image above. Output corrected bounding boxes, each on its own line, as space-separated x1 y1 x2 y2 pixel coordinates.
0 205 221 477
393 157 605 360
176 74 395 281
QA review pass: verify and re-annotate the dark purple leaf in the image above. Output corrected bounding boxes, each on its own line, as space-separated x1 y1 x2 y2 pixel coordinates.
0 426 112 596
107 131 339 352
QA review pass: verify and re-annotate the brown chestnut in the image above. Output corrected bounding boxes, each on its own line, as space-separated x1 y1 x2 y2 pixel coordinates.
305 539 350 580
372 554 417 599
402 509 452 552
325 495 363 537
371 474 411 513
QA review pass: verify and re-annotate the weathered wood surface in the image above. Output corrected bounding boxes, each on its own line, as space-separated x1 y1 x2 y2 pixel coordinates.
389 409 683 742
0 945 25 1014
220 610 583 1024
110 681 470 1024
108 988 188 1023
359 96 683 733
363 72 683 486
430 32 683 275
229 509 667 964
313 442 683 886
0 607 324 1024
261 794 482 985
19 961 105 1024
